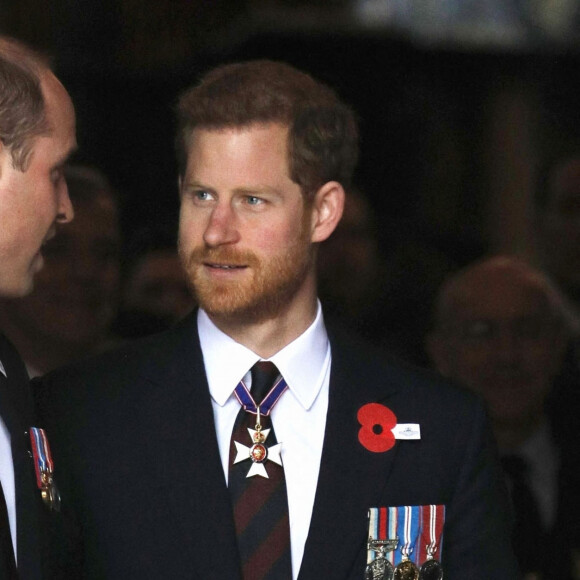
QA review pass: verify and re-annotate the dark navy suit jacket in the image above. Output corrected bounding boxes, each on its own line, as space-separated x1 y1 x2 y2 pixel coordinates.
0 334 46 579
36 312 519 579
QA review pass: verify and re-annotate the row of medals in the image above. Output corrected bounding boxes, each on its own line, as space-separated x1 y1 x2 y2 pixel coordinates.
365 538 443 580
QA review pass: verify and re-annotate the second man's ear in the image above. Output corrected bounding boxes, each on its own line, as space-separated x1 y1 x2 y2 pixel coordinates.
309 181 345 243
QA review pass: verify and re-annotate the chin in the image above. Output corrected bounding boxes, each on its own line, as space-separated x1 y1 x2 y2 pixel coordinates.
0 277 34 299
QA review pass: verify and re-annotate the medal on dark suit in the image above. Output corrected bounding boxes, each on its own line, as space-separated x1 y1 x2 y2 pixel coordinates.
418 557 443 580
394 559 420 580
366 508 399 580
418 505 445 580
394 506 420 580
29 427 60 511
365 538 397 580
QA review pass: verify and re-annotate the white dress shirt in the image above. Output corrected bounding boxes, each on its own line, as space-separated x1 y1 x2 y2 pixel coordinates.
0 359 17 561
198 304 331 579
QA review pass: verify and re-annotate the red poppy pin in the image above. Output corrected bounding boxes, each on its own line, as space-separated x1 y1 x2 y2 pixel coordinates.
357 403 397 452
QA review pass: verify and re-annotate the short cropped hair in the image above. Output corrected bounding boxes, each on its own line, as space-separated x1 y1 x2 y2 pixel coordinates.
176 60 359 197
0 37 50 171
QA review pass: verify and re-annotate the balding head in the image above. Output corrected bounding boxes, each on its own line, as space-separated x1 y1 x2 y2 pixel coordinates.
427 256 571 442
0 36 53 171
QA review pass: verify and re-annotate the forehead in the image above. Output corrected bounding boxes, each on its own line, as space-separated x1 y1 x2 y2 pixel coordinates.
39 72 76 152
185 123 290 176
450 271 549 322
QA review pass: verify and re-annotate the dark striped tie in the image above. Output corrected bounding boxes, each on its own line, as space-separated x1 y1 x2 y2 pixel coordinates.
228 361 292 579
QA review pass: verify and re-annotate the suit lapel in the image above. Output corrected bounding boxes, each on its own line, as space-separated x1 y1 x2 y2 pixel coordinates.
132 317 242 579
299 333 401 579
0 336 43 579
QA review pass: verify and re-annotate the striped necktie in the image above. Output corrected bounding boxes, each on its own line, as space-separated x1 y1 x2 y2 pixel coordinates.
228 361 292 579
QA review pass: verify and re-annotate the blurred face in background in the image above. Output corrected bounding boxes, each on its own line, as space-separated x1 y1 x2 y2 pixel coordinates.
8 190 121 348
428 261 568 431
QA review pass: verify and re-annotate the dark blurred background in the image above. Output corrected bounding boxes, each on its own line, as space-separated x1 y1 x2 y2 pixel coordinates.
2 0 580 316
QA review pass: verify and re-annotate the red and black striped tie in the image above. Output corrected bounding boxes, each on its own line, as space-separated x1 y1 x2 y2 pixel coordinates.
228 361 292 579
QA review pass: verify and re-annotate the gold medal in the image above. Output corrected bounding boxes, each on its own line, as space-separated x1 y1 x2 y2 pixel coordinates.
40 472 61 512
394 558 419 580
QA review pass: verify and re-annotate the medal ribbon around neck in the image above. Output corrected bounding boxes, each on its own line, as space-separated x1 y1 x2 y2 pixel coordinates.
233 374 288 417
232 374 289 478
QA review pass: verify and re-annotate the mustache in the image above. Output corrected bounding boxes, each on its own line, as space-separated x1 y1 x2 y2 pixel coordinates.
182 246 259 269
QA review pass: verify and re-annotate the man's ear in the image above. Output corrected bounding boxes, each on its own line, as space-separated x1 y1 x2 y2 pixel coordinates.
309 181 345 243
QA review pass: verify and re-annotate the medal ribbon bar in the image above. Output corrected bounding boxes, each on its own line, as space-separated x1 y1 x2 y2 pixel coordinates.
395 505 421 565
29 427 54 489
418 504 445 563
367 507 400 565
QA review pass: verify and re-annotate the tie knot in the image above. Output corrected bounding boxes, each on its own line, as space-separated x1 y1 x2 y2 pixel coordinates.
250 361 280 404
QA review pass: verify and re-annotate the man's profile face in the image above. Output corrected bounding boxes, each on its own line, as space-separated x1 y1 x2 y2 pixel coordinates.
0 72 76 297
178 123 315 324
432 272 566 429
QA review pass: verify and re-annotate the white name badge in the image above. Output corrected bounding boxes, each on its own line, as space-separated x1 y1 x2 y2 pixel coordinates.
391 423 421 440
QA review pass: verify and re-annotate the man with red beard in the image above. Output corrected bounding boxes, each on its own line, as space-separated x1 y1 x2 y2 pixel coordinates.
37 61 518 579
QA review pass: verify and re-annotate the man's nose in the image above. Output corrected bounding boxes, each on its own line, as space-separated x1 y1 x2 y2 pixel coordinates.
56 180 74 224
203 202 240 247
494 329 522 364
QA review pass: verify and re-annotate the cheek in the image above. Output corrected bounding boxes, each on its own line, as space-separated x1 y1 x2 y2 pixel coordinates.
525 342 564 374
454 346 491 371
178 212 201 248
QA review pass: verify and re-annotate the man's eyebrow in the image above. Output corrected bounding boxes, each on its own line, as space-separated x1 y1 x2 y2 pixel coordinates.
233 186 281 196
181 180 213 192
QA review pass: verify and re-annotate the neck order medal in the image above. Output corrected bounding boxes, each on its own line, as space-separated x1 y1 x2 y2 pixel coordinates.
232 374 288 478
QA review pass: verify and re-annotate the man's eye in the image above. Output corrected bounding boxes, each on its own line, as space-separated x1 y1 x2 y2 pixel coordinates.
246 196 262 206
195 190 212 201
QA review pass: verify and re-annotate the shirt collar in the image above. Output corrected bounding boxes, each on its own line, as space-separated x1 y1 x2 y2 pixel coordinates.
0 359 6 378
198 302 330 411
